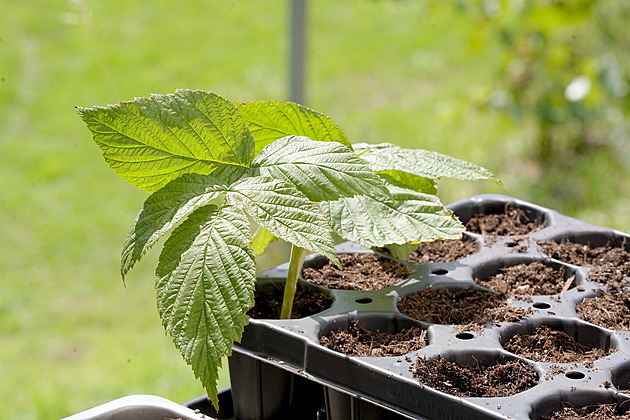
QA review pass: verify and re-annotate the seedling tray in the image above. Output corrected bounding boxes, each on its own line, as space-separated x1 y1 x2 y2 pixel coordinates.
231 194 630 420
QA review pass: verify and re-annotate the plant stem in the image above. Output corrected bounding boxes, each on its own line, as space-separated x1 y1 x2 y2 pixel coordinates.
280 245 307 319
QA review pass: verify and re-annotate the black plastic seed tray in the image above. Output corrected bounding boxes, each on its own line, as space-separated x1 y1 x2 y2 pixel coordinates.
230 194 630 420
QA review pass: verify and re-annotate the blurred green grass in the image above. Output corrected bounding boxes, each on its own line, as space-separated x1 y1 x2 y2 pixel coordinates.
1 1 628 419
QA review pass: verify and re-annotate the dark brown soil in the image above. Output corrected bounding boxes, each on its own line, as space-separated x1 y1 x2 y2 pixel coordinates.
476 262 572 296
397 288 530 325
247 284 333 319
408 239 478 263
541 401 630 419
320 320 427 357
465 205 545 236
411 356 538 397
503 325 614 363
302 253 413 291
539 240 630 291
576 292 630 331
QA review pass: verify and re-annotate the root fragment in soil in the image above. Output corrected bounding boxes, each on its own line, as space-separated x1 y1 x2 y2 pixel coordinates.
503 325 614 363
302 253 412 291
411 355 538 397
247 284 333 319
540 401 630 419
477 262 571 296
539 240 630 291
465 205 545 236
576 291 630 331
397 288 529 325
320 320 427 357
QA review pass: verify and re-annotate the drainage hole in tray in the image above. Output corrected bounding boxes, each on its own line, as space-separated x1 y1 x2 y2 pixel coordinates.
565 371 586 380
532 302 552 309
456 332 475 340
431 268 449 275
355 297 373 304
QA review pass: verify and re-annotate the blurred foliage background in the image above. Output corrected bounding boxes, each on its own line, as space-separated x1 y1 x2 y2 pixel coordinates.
1 1 628 418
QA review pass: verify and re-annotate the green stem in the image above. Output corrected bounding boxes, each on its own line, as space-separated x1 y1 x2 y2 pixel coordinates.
280 245 307 319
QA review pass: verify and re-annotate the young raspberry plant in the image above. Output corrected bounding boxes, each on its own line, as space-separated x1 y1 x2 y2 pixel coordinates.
77 89 498 407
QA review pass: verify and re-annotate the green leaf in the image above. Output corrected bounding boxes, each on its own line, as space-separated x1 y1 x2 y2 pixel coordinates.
251 227 277 255
121 174 230 278
387 243 420 261
252 136 389 202
321 186 465 248
238 101 351 153
156 203 256 409
378 170 437 195
228 176 339 264
354 143 501 184
77 90 254 192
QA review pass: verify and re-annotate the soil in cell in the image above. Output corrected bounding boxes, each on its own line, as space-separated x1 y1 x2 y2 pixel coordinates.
302 253 412 291
465 205 545 236
397 288 529 325
411 355 538 397
539 240 630 291
320 320 427 357
247 284 333 319
576 291 630 331
503 325 614 363
540 401 630 419
476 261 573 296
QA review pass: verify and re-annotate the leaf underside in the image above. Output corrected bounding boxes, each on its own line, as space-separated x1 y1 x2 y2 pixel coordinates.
354 142 500 184
238 101 351 153
156 204 256 408
321 186 465 248
77 90 253 192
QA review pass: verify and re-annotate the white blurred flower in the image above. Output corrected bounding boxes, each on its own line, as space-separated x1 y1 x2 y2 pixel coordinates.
565 76 591 102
